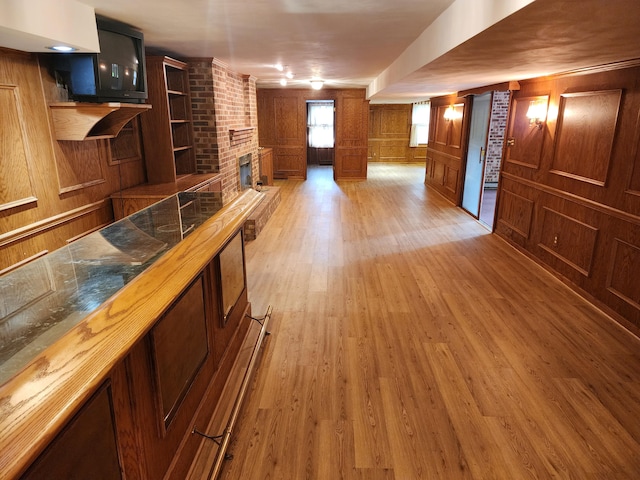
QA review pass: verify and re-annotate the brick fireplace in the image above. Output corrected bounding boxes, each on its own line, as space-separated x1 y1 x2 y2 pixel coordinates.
238 153 252 190
187 58 259 203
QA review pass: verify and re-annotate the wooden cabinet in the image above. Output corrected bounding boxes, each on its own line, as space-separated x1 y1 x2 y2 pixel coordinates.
141 56 196 184
21 383 122 480
258 147 274 185
110 173 222 220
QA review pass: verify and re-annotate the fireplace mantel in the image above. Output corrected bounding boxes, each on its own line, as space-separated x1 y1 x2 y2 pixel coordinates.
229 127 255 146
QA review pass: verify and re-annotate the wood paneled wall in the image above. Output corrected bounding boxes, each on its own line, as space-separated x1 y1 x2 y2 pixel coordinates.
257 88 369 180
368 104 427 163
495 62 640 332
0 49 147 272
424 95 469 204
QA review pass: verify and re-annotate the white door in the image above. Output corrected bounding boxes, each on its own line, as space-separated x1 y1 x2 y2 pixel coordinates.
461 93 491 218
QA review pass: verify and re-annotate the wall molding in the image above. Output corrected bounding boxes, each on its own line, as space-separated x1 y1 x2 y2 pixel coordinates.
537 206 599 277
501 172 640 227
0 199 108 248
606 238 640 311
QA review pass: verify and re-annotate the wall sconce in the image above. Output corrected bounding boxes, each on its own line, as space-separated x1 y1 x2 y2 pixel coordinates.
526 100 547 129
443 105 456 121
443 105 462 121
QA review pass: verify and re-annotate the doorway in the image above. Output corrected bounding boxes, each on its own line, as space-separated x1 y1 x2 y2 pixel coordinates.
306 100 335 171
462 92 491 220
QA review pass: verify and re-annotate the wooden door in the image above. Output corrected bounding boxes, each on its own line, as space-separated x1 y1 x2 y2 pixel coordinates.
334 95 369 180
272 95 306 179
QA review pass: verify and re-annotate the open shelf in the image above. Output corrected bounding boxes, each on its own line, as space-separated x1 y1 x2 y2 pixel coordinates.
229 127 255 146
49 102 151 141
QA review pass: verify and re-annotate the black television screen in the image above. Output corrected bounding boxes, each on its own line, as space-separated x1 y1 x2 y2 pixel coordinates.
52 16 147 103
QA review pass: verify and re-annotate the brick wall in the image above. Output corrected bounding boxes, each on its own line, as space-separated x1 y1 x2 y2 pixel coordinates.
485 90 510 184
188 58 259 203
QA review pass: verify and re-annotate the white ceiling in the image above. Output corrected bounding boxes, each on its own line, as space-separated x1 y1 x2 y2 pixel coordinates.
12 0 640 103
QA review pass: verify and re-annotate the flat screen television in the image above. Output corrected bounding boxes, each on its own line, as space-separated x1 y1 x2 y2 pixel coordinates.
51 16 147 103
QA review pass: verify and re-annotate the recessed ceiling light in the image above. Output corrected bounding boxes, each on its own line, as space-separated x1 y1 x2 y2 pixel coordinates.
285 71 294 79
274 63 284 71
280 78 287 86
48 45 76 52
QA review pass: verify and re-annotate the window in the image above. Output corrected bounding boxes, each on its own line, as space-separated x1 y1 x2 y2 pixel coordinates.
307 101 334 148
409 101 430 147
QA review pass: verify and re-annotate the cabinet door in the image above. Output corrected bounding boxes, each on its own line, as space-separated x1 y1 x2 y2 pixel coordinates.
22 383 122 480
213 231 248 366
127 272 218 480
151 275 209 428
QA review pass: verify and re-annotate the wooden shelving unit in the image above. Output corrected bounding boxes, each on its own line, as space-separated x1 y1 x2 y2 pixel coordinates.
141 56 196 184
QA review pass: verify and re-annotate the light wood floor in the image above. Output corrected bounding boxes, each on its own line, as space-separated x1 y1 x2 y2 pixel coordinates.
219 163 640 479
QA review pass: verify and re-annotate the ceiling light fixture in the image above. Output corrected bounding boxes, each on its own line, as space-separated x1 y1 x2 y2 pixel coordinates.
310 80 324 90
48 45 76 52
286 71 294 79
280 78 288 86
274 63 284 71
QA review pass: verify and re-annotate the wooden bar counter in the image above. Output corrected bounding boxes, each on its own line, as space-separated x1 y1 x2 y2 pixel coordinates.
0 188 266 479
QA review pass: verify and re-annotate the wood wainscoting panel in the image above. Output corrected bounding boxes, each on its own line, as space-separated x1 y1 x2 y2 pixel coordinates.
497 189 534 239
448 104 464 149
607 238 640 312
424 148 463 203
425 155 434 181
379 106 411 136
335 148 368 179
0 199 109 249
0 84 37 212
274 96 303 145
55 140 108 194
273 146 305 179
551 90 621 185
379 142 410 162
538 207 599 277
338 96 367 148
626 109 640 196
410 145 427 162
432 159 446 186
1 51 141 272
505 95 548 169
434 104 464 149
425 95 468 205
368 104 413 163
335 95 368 179
444 165 459 195
434 105 449 146
0 254 54 319
108 118 143 165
